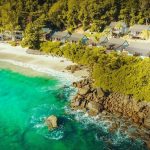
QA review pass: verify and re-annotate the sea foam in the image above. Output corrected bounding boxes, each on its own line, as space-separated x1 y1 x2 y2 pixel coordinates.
0 59 80 84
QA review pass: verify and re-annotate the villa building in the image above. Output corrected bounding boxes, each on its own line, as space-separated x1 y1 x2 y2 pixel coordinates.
129 25 150 39
104 38 129 51
49 31 88 44
125 42 150 57
67 33 88 44
12 31 23 41
49 31 69 43
2 31 23 41
98 36 109 46
110 22 128 37
41 28 52 40
0 34 3 40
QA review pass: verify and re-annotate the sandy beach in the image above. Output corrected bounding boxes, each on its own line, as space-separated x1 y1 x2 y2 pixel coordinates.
0 42 89 82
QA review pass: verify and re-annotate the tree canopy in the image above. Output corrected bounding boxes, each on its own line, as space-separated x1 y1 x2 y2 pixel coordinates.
0 0 149 32
40 41 150 102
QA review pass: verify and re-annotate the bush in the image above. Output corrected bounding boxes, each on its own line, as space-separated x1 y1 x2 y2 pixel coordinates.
40 41 150 102
40 41 62 56
8 41 17 46
21 22 41 49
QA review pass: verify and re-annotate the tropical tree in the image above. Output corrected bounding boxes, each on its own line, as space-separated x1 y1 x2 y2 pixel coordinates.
21 22 41 49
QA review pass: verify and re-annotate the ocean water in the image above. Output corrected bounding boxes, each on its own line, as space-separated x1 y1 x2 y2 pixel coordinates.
0 68 147 150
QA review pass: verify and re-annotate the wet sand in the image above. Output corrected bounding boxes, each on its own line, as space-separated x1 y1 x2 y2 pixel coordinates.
0 43 89 81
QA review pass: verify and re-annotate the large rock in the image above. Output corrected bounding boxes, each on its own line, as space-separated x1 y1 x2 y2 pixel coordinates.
78 85 90 95
71 99 82 108
66 65 81 73
109 122 118 133
96 88 105 98
45 115 58 130
87 101 101 115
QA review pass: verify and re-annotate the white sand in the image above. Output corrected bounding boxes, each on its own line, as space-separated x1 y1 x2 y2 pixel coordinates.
0 42 89 82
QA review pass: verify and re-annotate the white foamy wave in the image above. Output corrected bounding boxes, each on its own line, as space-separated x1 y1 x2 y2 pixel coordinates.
66 107 140 146
34 122 64 140
30 104 61 126
0 59 81 84
66 108 110 132
34 123 45 129
44 128 64 140
30 115 45 126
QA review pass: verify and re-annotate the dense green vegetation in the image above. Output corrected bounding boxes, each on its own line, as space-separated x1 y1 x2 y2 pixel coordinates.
48 0 150 31
0 0 149 32
41 41 150 102
0 0 56 31
21 22 41 49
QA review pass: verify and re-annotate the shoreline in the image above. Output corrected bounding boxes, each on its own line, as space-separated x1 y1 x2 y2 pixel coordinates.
0 43 89 83
71 79 150 149
1 42 150 149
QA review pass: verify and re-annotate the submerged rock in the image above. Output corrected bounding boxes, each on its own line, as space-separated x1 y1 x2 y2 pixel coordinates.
45 115 58 130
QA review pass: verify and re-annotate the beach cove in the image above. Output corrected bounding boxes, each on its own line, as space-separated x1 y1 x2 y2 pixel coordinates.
0 43 148 150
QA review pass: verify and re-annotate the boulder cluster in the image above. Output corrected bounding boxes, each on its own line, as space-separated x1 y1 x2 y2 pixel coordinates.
71 78 150 148
65 65 83 73
26 49 45 55
71 78 150 129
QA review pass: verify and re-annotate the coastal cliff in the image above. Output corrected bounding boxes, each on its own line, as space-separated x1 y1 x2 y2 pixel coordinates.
71 78 150 149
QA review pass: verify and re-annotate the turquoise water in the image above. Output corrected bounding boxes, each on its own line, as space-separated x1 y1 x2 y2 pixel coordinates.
0 68 147 150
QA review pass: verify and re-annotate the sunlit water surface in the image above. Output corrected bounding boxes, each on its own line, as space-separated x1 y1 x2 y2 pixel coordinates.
0 68 147 150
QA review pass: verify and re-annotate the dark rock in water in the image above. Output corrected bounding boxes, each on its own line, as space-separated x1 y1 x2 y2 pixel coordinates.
106 139 113 146
45 115 58 130
109 122 118 133
144 140 150 150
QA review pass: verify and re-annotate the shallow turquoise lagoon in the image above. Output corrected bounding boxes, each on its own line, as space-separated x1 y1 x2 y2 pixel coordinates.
0 69 147 150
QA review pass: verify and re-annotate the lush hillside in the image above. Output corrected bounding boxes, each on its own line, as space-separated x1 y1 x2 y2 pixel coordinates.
48 0 150 31
40 41 150 102
0 0 57 31
0 0 149 31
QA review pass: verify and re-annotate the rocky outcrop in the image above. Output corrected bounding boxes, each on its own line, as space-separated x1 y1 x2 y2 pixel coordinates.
71 78 150 148
45 115 58 130
71 79 105 116
71 78 150 129
66 65 83 73
26 49 45 55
